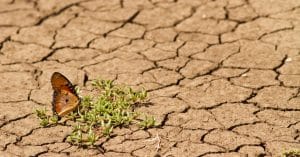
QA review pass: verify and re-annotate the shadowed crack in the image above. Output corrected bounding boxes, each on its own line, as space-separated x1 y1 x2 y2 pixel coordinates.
0 114 32 129
35 1 86 26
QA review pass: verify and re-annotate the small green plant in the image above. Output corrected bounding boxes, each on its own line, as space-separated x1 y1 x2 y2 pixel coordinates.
139 115 156 129
35 79 155 146
282 149 300 157
35 108 58 126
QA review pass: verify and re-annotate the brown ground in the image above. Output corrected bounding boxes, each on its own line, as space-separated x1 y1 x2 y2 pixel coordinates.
0 0 300 157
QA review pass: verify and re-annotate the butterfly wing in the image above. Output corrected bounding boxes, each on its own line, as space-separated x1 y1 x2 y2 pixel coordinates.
51 72 73 92
51 72 80 117
53 89 80 116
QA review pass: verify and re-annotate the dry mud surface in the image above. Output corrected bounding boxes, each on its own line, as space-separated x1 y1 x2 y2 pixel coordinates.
0 0 300 157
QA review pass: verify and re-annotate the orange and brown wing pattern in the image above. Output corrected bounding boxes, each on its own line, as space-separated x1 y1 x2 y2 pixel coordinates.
51 72 73 92
51 72 80 117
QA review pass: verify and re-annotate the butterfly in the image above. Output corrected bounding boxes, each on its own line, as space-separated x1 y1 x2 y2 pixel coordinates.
51 72 80 117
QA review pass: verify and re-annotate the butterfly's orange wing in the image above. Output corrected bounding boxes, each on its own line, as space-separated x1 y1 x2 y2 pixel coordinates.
51 72 80 117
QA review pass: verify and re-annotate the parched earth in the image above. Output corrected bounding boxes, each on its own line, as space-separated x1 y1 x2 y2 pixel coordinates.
0 0 300 157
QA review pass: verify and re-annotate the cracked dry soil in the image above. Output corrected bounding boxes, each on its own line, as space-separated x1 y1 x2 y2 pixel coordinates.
0 0 300 157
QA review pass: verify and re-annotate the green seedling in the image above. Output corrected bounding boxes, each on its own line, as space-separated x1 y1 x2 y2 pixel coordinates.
102 124 113 136
87 128 99 145
67 124 83 145
49 115 59 123
35 79 155 146
35 108 58 127
35 108 47 119
282 149 300 157
139 115 156 129
39 118 49 127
